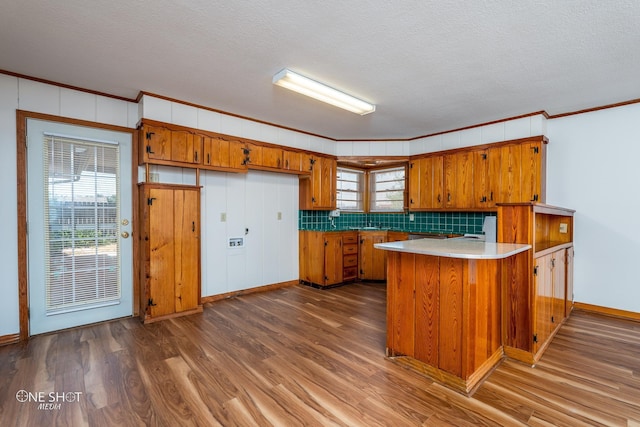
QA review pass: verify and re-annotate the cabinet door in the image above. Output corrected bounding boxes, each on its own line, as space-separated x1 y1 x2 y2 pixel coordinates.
473 149 490 208
444 154 457 208
455 151 474 208
262 146 283 169
317 157 337 209
147 187 176 318
283 150 302 171
171 130 200 164
430 155 444 209
359 233 387 280
522 141 544 203
551 250 566 326
565 246 574 317
533 254 553 353
174 188 200 312
408 159 421 209
486 146 501 207
245 143 263 166
496 144 522 203
229 139 248 169
323 234 343 285
143 125 172 161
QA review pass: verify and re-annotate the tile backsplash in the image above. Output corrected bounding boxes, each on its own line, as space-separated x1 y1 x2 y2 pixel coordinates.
299 210 496 235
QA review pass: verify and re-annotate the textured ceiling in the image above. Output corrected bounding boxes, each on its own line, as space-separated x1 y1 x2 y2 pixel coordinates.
1 1 639 140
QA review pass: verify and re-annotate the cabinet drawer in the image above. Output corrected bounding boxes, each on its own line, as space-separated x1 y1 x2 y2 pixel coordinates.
343 267 358 279
343 243 358 255
344 254 358 267
342 234 358 244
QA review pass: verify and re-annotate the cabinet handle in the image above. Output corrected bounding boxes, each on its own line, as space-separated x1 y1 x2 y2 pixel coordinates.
490 191 493 201
192 221 195 232
410 198 414 204
447 193 451 202
437 194 441 203
285 159 289 169
207 153 210 164
195 151 198 162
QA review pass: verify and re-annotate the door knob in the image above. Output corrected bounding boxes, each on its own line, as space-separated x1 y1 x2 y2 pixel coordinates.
121 231 130 238
121 219 129 226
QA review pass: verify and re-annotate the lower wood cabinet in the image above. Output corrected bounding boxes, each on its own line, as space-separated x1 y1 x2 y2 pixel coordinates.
139 183 202 323
299 230 358 287
359 231 387 280
498 202 575 364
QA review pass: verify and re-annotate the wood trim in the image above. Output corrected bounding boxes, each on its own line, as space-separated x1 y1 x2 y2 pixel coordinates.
138 92 339 142
0 333 20 346
200 280 299 304
1 69 136 103
573 302 640 322
142 305 204 324
408 135 548 161
547 97 640 120
16 110 137 341
406 112 550 141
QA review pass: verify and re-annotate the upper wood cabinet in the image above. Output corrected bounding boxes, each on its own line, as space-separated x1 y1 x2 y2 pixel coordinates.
201 135 247 171
408 136 547 210
444 151 474 208
141 124 202 165
299 155 337 210
139 120 312 176
408 155 443 210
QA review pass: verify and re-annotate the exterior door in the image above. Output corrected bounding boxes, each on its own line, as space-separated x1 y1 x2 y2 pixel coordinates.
27 119 133 335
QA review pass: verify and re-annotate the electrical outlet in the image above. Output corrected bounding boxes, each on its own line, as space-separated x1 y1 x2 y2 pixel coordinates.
221 213 227 222
559 223 568 233
277 212 282 220
229 237 243 247
409 214 415 221
149 172 159 182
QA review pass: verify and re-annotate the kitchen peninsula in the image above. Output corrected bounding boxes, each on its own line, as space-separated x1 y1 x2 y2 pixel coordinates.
375 237 530 395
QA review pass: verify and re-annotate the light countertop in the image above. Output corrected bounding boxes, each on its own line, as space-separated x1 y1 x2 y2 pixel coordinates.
374 237 531 260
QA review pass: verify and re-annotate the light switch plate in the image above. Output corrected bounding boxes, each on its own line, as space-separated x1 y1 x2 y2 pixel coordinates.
221 213 227 222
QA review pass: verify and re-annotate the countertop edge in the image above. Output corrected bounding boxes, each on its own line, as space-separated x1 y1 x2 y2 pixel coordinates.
374 240 532 260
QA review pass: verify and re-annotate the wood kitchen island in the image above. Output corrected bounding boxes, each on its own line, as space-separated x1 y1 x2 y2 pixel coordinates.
375 238 530 395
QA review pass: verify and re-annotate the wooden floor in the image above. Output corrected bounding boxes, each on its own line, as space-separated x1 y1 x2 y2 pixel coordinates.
1 282 640 426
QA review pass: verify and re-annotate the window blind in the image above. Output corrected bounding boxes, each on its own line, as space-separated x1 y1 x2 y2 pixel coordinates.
43 134 121 314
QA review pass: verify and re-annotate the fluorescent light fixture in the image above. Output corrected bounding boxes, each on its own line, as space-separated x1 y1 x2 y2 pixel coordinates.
272 68 375 115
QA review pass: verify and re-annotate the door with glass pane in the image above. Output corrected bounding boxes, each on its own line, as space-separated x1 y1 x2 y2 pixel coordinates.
27 119 133 335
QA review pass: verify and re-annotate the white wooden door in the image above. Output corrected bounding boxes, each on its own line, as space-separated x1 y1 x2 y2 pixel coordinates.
27 119 133 335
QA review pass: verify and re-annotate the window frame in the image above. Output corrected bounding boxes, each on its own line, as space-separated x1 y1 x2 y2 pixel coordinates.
368 165 407 213
336 166 365 212
335 163 408 213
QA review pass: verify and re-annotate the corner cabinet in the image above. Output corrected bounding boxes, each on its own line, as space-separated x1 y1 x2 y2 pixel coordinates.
139 183 202 323
498 202 574 364
299 155 337 210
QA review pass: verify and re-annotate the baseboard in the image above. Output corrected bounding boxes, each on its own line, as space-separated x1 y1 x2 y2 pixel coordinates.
201 280 299 304
574 302 640 322
0 333 20 346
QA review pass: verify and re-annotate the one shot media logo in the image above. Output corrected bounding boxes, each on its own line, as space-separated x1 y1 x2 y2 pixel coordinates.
15 390 82 410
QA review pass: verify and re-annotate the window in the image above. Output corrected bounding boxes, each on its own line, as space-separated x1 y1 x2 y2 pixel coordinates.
369 166 406 212
337 167 364 211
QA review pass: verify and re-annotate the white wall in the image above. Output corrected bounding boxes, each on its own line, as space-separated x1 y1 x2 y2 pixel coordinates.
201 170 299 296
0 74 138 337
547 103 640 313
